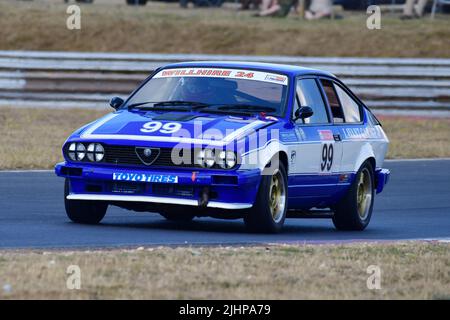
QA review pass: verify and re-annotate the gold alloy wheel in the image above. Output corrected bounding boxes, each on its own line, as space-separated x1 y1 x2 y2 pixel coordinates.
357 168 373 220
269 169 286 223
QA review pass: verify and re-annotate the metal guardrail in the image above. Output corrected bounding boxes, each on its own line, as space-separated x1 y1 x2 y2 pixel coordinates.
0 51 449 112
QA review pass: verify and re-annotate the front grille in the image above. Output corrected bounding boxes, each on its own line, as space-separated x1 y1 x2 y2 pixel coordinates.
111 181 145 194
104 145 185 167
153 184 194 197
109 181 194 197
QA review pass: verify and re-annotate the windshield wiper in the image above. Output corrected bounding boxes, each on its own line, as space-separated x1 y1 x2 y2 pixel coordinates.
216 104 277 113
127 100 211 110
153 100 211 107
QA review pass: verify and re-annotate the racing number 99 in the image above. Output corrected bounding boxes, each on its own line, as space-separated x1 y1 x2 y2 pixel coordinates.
140 121 181 134
321 143 333 171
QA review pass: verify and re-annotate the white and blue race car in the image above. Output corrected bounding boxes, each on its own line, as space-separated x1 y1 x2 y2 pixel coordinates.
55 61 390 233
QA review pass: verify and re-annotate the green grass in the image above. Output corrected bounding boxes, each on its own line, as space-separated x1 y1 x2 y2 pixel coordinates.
0 242 448 299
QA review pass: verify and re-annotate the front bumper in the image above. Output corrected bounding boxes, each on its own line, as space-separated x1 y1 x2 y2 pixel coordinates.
55 162 261 210
375 168 390 194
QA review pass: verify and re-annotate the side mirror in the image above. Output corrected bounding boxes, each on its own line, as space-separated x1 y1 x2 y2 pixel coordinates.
109 96 124 110
294 106 314 121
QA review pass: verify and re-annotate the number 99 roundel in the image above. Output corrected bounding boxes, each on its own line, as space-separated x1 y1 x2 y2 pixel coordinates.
140 121 182 134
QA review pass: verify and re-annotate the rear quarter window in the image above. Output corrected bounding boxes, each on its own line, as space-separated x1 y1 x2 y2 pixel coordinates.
334 85 362 123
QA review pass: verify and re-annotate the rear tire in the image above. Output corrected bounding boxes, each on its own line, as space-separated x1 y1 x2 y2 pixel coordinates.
332 161 374 231
244 159 288 233
64 179 108 224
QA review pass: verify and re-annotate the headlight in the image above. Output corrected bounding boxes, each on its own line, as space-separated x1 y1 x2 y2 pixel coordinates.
67 143 76 161
195 149 215 168
76 143 86 161
87 143 104 162
218 151 237 169
94 143 105 162
87 143 95 161
204 149 215 168
195 149 205 167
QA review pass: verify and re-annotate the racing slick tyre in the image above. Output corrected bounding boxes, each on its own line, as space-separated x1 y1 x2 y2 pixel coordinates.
64 179 108 224
244 159 288 233
332 161 375 231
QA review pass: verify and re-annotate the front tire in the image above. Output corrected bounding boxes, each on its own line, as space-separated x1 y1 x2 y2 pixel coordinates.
332 161 375 231
244 160 288 233
64 179 108 224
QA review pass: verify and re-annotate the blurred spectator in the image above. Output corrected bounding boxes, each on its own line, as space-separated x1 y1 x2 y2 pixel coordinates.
254 0 335 18
257 0 281 16
305 0 333 20
240 0 262 10
255 0 298 16
400 0 429 19
180 0 223 8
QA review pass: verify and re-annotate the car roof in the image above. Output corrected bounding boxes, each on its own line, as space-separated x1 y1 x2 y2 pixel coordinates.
160 61 336 78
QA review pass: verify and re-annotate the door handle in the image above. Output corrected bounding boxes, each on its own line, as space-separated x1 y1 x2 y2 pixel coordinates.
333 134 341 142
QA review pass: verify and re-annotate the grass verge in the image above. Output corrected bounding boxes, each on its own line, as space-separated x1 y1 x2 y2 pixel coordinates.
0 242 448 299
379 116 450 159
0 0 449 57
0 108 449 169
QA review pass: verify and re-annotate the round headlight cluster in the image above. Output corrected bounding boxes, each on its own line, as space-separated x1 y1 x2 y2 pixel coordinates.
67 143 104 162
217 151 237 169
195 149 237 169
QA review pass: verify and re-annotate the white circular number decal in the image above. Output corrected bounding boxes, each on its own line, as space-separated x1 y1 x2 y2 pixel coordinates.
140 121 181 134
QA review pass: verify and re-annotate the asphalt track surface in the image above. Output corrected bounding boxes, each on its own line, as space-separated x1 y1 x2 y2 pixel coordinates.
1 159 449 249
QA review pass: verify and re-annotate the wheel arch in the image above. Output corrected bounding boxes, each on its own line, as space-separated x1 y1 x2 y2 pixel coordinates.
354 143 377 173
240 139 289 172
265 150 289 174
366 156 376 172
278 151 289 172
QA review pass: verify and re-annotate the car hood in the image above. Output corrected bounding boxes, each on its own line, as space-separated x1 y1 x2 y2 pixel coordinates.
75 110 279 146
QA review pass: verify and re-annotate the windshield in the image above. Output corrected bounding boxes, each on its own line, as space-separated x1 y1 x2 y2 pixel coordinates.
125 68 289 116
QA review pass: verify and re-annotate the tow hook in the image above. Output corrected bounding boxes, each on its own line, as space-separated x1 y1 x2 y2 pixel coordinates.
198 187 209 207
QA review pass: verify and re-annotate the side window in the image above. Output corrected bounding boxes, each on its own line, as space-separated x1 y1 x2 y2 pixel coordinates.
320 79 345 123
292 93 300 121
335 85 361 123
295 78 329 124
365 107 381 126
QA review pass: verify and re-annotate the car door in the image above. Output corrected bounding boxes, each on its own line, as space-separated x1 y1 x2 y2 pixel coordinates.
287 77 343 206
328 80 368 174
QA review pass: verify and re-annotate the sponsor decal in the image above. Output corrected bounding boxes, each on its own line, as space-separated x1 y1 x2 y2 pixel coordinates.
160 69 232 78
343 127 383 140
290 150 297 164
295 127 306 141
338 173 350 183
280 131 298 143
318 130 334 141
113 173 178 183
154 68 288 86
265 74 288 84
